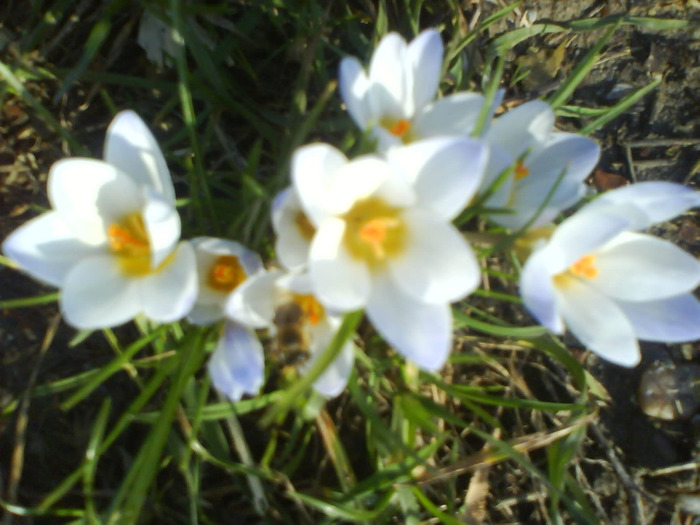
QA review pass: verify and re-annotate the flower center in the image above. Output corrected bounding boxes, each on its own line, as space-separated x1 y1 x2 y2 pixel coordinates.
207 255 246 292
108 213 162 276
553 254 599 288
293 293 325 326
342 197 407 267
514 161 530 181
379 117 413 141
294 210 316 241
570 254 598 279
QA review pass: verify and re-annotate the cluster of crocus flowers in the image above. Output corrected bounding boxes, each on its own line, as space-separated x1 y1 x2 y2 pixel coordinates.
3 29 700 408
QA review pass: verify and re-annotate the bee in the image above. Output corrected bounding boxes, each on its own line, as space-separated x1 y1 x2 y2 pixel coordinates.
271 301 311 366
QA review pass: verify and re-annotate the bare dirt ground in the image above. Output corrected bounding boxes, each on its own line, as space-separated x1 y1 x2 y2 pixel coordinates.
1 0 700 523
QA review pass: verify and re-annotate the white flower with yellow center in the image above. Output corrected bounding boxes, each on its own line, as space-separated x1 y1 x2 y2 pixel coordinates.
187 237 265 401
480 100 600 230
226 269 354 398
2 110 197 329
520 182 700 366
339 29 487 152
292 138 488 371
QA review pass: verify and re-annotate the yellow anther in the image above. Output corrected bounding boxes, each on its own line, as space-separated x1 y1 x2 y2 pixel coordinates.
514 161 530 181
343 197 407 267
207 255 246 292
570 254 598 280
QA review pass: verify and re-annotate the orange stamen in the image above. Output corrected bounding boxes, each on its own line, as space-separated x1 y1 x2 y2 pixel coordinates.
514 161 530 181
388 119 411 137
207 255 246 292
570 254 598 279
295 294 325 325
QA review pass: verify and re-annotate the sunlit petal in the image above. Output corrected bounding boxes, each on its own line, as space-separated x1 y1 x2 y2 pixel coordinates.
412 92 485 139
143 188 180 268
555 278 640 367
520 247 565 333
391 209 480 303
486 100 554 158
367 272 452 372
407 29 442 111
339 57 371 128
368 33 408 118
104 110 175 203
618 294 700 343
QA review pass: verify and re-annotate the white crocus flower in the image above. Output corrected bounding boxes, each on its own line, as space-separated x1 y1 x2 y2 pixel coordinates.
520 182 700 366
2 110 197 329
227 269 354 398
272 187 316 270
188 237 263 325
292 138 488 371
480 100 600 230
339 29 486 152
187 237 265 401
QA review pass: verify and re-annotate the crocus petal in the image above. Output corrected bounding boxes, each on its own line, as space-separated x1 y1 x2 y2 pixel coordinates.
143 188 181 268
291 143 350 223
407 29 442 111
368 33 409 118
191 236 263 279
586 181 700 229
187 303 224 326
546 209 629 273
309 218 371 311
104 110 176 204
306 318 354 397
366 272 452 371
226 270 280 328
339 56 371 128
272 188 312 270
48 158 142 243
386 137 487 220
524 133 600 186
485 100 554 158
60 255 141 329
2 212 102 287
140 241 197 323
479 143 515 210
593 232 700 301
412 92 485 139
208 321 265 401
618 294 700 343
555 278 640 367
390 209 480 303
520 247 565 333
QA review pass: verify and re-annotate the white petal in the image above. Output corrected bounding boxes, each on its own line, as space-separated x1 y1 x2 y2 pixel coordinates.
309 218 371 311
479 143 515 210
208 321 265 401
519 247 565 333
486 100 554 158
140 241 197 323
412 92 485 139
104 110 175 203
272 188 313 270
386 137 487 220
306 317 354 398
366 272 452 371
407 29 443 111
593 232 700 301
618 294 700 343
390 210 480 303
547 209 629 274
524 133 600 186
48 158 142 242
2 212 102 287
187 303 224 325
226 269 281 328
291 143 350 223
368 33 409 118
587 181 700 229
191 236 263 279
338 56 372 128
370 125 403 154
60 255 141 329
143 188 181 268
555 278 640 367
